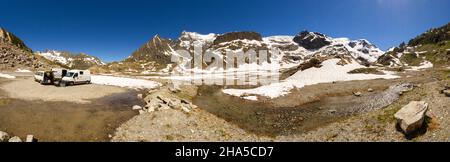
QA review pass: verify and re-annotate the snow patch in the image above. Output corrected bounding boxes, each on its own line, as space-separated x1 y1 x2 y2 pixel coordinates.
36 50 68 65
223 59 399 100
91 75 161 89
0 73 16 79
242 96 258 101
407 61 433 71
16 69 32 73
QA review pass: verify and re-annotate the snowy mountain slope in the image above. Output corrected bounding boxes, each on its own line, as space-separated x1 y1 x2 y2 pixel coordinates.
223 58 399 100
36 50 105 69
293 31 384 63
97 30 387 75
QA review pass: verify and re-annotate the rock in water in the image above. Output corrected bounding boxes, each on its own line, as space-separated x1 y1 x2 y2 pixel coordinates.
353 92 362 97
444 90 450 97
8 136 22 142
137 94 143 99
394 101 429 135
132 105 143 110
0 131 10 142
168 87 181 93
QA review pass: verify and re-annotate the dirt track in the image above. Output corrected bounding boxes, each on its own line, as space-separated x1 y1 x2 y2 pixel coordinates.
0 76 141 142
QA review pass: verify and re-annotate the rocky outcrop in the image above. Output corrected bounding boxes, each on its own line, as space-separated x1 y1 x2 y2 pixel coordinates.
0 44 55 70
0 131 36 142
213 31 263 45
394 101 429 135
0 131 9 142
8 136 22 142
444 90 450 97
0 28 32 52
127 35 173 66
132 86 198 114
0 28 61 70
442 83 450 97
293 31 331 50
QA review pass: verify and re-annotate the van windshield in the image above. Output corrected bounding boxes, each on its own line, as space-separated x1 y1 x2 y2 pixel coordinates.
65 72 75 77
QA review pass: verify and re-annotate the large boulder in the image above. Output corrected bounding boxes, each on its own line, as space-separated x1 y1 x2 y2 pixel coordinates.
394 101 429 134
444 90 450 97
0 131 10 142
26 135 35 142
8 136 22 142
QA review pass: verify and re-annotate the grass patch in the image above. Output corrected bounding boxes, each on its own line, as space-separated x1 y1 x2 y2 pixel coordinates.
377 105 402 123
377 86 426 123
401 53 423 66
414 41 450 66
165 135 175 141
0 99 12 106
442 70 450 80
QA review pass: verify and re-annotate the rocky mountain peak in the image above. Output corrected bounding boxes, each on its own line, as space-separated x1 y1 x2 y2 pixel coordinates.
293 30 332 50
213 31 263 45
0 28 32 52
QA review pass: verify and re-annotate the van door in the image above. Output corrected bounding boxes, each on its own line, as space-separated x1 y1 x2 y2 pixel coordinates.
62 70 67 78
73 73 79 83
79 71 86 82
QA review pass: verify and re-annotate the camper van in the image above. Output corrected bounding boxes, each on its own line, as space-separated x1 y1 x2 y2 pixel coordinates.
34 69 68 85
34 71 45 83
52 68 68 81
60 70 91 86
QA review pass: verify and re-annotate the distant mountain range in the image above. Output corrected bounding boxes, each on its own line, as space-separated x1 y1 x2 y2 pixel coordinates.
92 30 386 74
35 50 105 70
1 22 449 72
0 28 57 70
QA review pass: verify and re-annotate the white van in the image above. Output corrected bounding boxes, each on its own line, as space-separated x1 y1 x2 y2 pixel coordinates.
61 70 91 86
51 68 68 81
34 71 45 82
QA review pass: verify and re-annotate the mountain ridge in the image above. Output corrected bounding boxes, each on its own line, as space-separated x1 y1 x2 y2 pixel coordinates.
91 30 387 74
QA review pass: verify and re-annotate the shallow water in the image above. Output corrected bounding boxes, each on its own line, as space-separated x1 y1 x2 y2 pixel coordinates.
194 84 410 136
0 91 141 142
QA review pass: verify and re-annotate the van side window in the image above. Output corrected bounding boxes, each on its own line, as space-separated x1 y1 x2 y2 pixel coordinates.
74 73 79 77
80 71 84 75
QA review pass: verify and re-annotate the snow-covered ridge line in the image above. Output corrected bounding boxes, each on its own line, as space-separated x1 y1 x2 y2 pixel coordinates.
35 50 106 66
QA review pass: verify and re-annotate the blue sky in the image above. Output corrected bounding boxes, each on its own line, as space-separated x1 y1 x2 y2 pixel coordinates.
1 0 449 62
